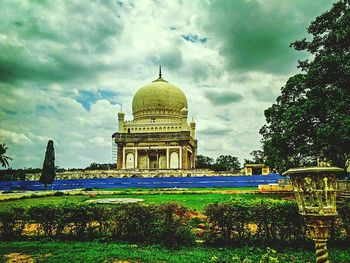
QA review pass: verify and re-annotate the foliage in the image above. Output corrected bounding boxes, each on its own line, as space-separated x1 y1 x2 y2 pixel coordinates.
196 154 241 171
28 205 65 237
3 241 350 263
213 155 241 171
338 199 350 240
112 203 162 243
205 199 307 246
260 0 350 172
39 140 56 188
159 203 195 247
244 150 265 166
0 207 26 240
85 162 116 170
197 155 215 169
0 143 12 168
1 199 350 251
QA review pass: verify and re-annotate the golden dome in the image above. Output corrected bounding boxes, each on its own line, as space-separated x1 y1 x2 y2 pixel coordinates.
132 77 188 120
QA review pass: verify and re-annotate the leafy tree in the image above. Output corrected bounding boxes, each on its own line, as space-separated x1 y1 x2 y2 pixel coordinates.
213 155 241 171
85 163 115 170
39 140 56 189
244 150 265 165
260 1 350 172
196 155 214 169
0 143 12 168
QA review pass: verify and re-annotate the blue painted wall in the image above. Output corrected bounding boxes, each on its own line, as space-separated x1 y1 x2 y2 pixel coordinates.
0 174 284 191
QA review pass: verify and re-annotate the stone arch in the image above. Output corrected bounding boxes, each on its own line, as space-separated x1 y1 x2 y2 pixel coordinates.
170 152 179 169
126 152 135 169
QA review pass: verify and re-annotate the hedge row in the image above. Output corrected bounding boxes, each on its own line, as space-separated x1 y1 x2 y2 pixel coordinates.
0 203 194 247
1 200 350 247
205 199 350 246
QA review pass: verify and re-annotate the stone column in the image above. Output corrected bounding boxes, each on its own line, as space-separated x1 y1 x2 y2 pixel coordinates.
134 149 138 168
179 146 182 169
117 143 124 169
147 152 150 169
166 148 170 169
122 147 126 169
183 147 188 169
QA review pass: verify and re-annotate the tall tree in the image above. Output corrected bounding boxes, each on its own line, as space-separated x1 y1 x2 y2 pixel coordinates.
39 140 56 189
0 143 12 168
260 1 350 172
213 155 241 171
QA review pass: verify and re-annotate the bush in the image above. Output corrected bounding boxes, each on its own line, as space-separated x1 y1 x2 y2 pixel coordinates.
112 203 161 243
0 207 26 240
159 203 195 247
62 204 97 239
205 199 308 246
111 203 195 247
28 205 64 237
205 200 252 245
338 200 350 240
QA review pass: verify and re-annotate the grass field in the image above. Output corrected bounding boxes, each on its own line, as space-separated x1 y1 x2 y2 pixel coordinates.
1 241 350 263
0 187 285 211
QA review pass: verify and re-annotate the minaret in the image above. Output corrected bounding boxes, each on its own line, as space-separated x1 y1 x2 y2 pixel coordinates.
190 118 196 139
180 107 188 130
118 104 125 132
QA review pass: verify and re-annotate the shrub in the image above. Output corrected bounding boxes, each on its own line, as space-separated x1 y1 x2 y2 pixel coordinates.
0 207 26 240
62 204 97 239
112 203 162 243
159 203 195 247
338 200 350 240
205 200 252 245
28 205 64 237
205 199 308 246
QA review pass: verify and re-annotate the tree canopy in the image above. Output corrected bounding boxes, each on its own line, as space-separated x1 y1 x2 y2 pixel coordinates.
196 154 241 171
0 143 12 168
260 0 350 172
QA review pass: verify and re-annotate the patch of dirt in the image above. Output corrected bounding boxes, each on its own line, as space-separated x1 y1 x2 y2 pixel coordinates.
4 253 34 263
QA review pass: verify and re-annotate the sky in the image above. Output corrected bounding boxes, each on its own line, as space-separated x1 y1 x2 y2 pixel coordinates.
0 0 337 169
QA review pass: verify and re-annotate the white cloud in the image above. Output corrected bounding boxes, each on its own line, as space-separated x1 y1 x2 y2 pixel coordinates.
0 129 32 144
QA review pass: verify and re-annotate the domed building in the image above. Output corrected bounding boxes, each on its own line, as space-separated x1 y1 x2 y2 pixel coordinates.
112 68 197 170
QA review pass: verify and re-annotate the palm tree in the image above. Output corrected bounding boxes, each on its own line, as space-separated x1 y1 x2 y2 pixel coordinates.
0 143 12 168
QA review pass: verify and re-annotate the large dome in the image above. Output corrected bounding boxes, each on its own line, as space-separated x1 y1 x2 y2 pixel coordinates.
132 77 188 120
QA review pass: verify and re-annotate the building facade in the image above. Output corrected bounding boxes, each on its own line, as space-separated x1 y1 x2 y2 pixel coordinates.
112 69 197 170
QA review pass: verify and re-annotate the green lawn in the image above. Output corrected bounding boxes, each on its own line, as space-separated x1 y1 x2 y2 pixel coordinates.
0 190 284 211
1 241 349 263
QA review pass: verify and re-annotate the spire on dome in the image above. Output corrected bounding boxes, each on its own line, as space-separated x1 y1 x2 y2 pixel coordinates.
159 65 162 78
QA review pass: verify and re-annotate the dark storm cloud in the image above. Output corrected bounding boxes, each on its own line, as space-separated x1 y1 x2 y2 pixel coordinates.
205 91 243 105
202 0 336 74
0 0 123 83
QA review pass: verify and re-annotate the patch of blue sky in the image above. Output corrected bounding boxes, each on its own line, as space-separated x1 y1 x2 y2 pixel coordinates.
181 34 208 44
76 90 119 110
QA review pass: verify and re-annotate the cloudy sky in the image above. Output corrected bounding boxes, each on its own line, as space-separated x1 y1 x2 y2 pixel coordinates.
0 0 336 169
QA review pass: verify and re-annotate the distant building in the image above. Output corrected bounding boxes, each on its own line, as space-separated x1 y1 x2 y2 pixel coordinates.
112 68 197 170
242 164 270 175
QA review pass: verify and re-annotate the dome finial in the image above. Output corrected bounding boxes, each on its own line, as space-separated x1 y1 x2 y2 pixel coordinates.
159 65 162 78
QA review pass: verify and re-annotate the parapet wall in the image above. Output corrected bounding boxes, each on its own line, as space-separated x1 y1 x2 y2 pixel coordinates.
26 169 223 181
